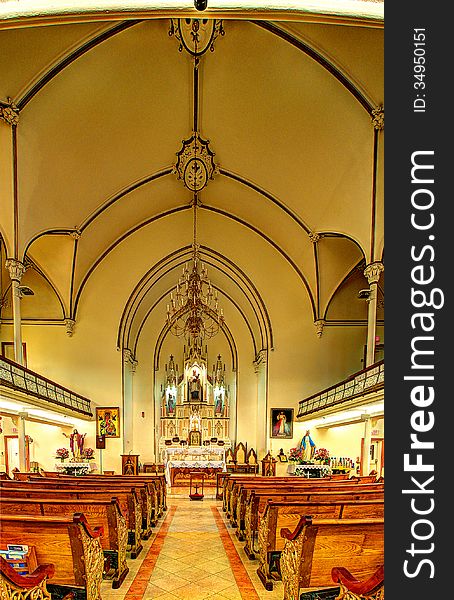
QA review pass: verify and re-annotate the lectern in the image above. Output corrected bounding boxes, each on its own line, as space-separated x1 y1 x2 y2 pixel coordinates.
121 454 139 475
189 471 205 500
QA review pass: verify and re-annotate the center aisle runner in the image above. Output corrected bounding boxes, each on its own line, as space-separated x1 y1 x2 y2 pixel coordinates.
117 498 269 600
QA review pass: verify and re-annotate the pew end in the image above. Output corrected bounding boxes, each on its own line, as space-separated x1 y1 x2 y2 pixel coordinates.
0 555 55 599
331 565 384 598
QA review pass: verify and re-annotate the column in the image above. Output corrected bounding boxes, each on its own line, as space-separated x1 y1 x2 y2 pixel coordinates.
17 411 28 472
363 262 384 367
361 414 372 476
5 259 26 365
254 349 268 459
122 349 137 454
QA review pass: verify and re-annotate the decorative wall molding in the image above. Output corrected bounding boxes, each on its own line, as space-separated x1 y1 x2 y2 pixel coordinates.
371 105 384 130
65 318 76 337
174 132 218 192
314 319 325 338
0 99 19 125
308 231 320 244
169 18 225 56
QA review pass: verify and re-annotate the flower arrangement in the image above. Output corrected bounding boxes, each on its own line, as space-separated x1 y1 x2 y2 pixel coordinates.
83 448 94 460
56 447 69 460
314 448 330 463
288 447 303 464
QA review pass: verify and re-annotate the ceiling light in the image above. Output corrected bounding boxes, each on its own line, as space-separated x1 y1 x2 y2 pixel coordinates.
166 198 224 340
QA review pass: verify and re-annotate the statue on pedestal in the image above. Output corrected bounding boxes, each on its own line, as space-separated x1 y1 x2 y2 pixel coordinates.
62 429 87 460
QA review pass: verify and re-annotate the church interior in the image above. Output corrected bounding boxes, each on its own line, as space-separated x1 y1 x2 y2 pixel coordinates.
0 1 384 599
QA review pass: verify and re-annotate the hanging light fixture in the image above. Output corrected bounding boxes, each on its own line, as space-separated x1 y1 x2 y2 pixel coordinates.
166 198 224 339
166 18 225 340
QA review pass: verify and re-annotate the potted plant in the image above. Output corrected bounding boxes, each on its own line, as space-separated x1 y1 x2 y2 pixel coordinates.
56 448 69 462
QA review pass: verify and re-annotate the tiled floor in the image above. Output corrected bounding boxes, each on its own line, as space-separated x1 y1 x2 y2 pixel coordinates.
101 492 283 599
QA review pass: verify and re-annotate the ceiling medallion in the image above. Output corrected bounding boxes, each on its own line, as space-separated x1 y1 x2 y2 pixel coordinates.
174 132 217 192
169 18 225 56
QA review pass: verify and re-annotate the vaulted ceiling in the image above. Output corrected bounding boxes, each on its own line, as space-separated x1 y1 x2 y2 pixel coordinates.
0 6 384 361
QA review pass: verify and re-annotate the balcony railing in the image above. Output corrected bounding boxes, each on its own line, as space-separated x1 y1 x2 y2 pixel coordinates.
297 360 384 419
0 355 93 417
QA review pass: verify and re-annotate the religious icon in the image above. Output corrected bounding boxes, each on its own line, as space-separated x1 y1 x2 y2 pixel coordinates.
270 408 293 439
96 407 120 438
189 370 201 399
124 458 135 474
166 393 176 415
214 391 224 415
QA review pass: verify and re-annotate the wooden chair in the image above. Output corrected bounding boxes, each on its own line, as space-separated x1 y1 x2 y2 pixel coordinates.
225 448 235 472
234 442 248 472
246 448 259 473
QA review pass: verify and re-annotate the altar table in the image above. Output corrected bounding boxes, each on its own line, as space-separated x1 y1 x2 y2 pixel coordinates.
164 447 226 485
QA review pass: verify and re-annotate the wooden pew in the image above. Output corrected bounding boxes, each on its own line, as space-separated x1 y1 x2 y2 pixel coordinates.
39 473 167 520
243 489 384 559
0 513 105 600
0 555 58 600
0 497 129 588
0 485 143 559
1 477 153 537
223 474 367 518
236 481 384 535
23 475 159 533
330 565 384 600
232 480 383 529
256 501 384 590
279 516 384 600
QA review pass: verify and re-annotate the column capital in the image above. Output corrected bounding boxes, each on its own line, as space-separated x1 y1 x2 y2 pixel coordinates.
123 348 138 372
253 349 267 373
314 319 325 338
0 99 19 126
5 259 26 282
364 261 384 284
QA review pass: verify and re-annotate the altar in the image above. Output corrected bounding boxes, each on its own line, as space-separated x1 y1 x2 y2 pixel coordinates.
164 446 226 486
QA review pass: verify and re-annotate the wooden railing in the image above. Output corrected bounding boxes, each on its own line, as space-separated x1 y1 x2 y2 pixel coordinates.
297 361 384 418
0 355 92 416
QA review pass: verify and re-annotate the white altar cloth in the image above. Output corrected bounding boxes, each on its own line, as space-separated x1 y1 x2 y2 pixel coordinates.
55 462 97 475
164 446 226 485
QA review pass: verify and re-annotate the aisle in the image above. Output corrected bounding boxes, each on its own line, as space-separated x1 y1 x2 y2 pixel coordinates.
102 496 283 599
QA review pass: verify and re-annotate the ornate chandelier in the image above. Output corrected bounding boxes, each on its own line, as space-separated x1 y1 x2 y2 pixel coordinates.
166 199 224 339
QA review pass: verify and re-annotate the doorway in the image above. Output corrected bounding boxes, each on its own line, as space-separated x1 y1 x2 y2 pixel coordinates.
4 435 19 475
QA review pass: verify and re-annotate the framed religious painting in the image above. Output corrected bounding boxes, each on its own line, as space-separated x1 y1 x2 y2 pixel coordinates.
270 408 293 439
96 407 120 438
